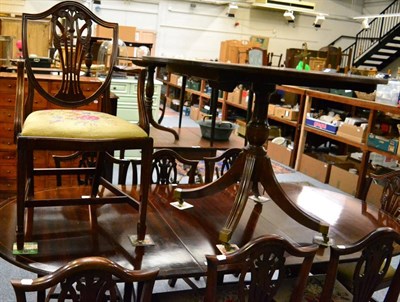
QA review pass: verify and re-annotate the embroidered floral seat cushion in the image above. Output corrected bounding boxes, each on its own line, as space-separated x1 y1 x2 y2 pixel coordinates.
21 109 147 139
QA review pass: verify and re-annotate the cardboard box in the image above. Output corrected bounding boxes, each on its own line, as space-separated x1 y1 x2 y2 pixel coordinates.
367 134 399 154
274 107 299 121
336 123 367 143
267 142 292 166
329 164 359 196
298 153 331 183
268 104 277 116
365 182 384 207
236 119 246 137
96 25 136 42
96 25 136 57
169 74 180 85
305 117 339 134
227 87 242 104
198 111 210 121
190 106 199 121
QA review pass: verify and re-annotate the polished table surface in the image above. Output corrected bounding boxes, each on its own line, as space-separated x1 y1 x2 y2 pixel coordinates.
0 183 398 277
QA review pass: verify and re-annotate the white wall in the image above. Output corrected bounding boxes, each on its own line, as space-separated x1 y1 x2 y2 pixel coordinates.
0 0 396 63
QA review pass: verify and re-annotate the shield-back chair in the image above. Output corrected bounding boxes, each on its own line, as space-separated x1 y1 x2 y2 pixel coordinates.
14 1 153 250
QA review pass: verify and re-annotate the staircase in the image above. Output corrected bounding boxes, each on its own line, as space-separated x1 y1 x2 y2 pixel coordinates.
340 0 400 71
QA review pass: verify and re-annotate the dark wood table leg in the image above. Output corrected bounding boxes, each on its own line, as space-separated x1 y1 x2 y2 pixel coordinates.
175 84 329 244
145 65 179 140
178 75 187 129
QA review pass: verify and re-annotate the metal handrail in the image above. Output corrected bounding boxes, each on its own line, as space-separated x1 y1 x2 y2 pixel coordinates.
339 0 400 69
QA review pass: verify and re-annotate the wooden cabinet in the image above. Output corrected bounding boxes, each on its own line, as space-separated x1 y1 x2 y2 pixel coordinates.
110 76 161 123
0 73 101 198
108 76 161 159
0 17 50 58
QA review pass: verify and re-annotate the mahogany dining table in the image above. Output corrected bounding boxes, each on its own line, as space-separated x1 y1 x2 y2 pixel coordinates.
131 56 387 247
0 183 398 278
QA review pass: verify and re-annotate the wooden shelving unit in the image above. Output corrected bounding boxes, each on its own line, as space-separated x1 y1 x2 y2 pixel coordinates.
297 89 400 198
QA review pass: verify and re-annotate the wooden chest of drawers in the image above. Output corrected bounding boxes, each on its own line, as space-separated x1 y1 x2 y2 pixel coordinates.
0 72 101 198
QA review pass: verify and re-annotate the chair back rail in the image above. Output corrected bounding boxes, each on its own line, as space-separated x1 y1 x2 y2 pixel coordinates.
11 256 159 302
204 234 318 302
22 1 117 108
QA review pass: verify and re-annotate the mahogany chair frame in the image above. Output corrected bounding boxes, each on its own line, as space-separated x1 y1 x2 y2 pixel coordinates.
320 227 400 302
104 148 200 186
14 1 153 250
152 148 200 185
203 148 242 183
11 256 159 302
204 234 318 302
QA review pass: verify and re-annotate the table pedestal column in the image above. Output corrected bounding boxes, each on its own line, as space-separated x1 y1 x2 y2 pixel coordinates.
175 83 329 245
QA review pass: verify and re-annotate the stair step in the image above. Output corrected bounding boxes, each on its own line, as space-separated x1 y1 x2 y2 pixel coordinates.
384 42 400 48
364 60 383 64
378 49 397 54
371 54 390 59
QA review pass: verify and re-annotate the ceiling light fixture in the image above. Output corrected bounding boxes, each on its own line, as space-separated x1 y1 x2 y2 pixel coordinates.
227 3 238 17
283 10 295 23
313 14 325 28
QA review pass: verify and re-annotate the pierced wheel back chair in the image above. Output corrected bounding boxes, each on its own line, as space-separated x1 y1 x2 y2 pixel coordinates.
11 256 159 302
203 148 242 183
204 234 318 302
14 1 153 250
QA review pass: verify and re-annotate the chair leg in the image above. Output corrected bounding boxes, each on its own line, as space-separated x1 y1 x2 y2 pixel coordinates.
91 152 104 198
137 141 153 240
16 142 27 250
168 278 177 287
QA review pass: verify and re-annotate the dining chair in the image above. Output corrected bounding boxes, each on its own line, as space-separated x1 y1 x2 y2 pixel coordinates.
203 148 242 183
267 52 283 67
105 148 200 185
104 148 200 289
367 170 400 221
11 256 159 302
13 1 153 250
152 149 200 185
275 227 400 302
204 234 318 302
337 170 400 293
321 227 400 302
